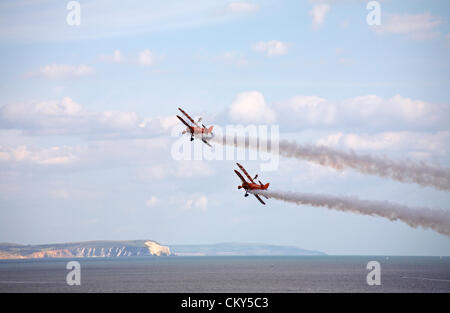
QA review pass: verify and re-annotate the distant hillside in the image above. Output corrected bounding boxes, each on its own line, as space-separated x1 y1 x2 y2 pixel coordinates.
0 240 171 259
0 241 325 259
170 242 325 256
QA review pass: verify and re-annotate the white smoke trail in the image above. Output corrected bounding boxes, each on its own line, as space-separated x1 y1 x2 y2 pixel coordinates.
253 189 450 237
210 134 450 191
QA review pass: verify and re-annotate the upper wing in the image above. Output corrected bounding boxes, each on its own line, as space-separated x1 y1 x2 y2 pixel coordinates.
178 108 200 127
234 170 247 184
236 163 255 184
177 115 191 128
253 194 266 205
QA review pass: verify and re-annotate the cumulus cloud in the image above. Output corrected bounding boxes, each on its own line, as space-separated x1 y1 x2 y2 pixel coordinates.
99 50 123 63
309 4 330 28
229 91 276 124
225 91 449 131
224 91 448 132
217 51 249 66
277 96 336 126
138 49 154 66
224 2 259 14
317 131 450 157
157 193 209 212
25 64 95 80
252 40 288 56
0 136 171 173
99 49 163 66
181 194 208 212
275 94 449 131
146 196 160 207
135 161 215 182
0 145 77 165
0 97 177 138
373 12 442 40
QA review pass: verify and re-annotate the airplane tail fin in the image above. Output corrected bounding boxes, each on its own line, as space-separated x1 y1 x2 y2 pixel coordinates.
263 183 269 189
208 126 213 133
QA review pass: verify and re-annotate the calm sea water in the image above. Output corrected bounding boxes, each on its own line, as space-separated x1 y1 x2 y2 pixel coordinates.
0 256 449 293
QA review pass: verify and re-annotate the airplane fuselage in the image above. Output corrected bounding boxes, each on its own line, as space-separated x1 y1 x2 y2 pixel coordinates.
238 182 269 191
186 126 213 135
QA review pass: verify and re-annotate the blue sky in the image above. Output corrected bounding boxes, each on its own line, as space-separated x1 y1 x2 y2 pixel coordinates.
0 0 449 255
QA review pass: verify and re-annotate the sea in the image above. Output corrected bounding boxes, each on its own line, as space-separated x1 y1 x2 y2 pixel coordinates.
0 256 449 293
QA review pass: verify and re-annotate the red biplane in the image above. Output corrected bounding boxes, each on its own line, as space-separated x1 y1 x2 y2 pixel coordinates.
177 107 214 147
234 163 269 205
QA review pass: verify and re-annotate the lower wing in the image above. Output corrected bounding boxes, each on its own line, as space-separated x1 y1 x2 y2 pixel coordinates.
253 194 266 205
202 139 212 147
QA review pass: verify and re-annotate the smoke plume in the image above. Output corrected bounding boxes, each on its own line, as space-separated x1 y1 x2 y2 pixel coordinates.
253 190 450 237
211 134 450 191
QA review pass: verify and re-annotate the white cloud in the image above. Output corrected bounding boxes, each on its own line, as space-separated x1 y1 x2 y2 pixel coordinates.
146 196 160 207
174 161 215 178
100 111 139 129
224 91 447 132
139 115 179 131
374 12 442 40
309 4 330 28
252 40 288 56
99 50 123 63
193 195 208 211
317 131 450 155
0 145 77 165
160 193 209 212
138 165 167 180
217 51 249 66
135 161 215 182
0 136 171 173
179 194 208 212
229 91 276 124
0 97 175 138
26 64 95 80
99 49 163 66
224 2 259 14
2 97 82 119
277 95 336 126
275 94 448 131
138 49 154 66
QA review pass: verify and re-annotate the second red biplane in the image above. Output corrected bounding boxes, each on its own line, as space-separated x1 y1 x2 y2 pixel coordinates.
234 163 269 205
177 107 213 147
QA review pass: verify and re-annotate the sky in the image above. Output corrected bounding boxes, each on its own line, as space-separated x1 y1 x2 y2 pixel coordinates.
0 0 449 255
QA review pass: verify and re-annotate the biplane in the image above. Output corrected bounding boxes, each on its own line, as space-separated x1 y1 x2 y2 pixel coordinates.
176 107 214 147
234 163 269 205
